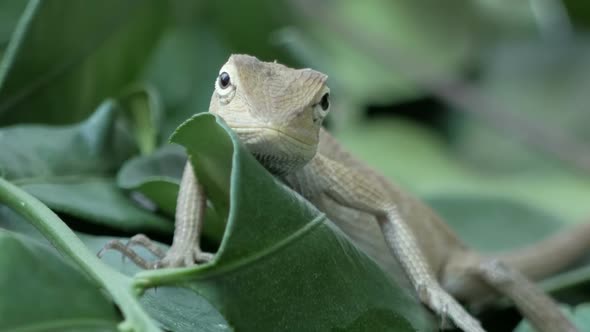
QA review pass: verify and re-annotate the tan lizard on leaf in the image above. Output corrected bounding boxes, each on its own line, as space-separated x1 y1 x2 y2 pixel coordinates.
102 54 590 332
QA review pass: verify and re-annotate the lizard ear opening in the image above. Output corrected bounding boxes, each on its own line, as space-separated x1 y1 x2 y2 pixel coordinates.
313 89 331 121
320 93 330 111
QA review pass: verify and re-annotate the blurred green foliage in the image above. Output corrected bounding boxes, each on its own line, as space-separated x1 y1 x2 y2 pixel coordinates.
0 0 589 331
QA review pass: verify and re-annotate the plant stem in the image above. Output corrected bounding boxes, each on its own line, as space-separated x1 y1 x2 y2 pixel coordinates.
0 178 161 332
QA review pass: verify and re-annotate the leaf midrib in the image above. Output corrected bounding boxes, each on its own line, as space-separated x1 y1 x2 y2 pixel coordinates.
191 213 328 281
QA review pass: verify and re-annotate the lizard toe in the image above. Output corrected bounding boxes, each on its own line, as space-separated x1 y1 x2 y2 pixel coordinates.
194 249 214 263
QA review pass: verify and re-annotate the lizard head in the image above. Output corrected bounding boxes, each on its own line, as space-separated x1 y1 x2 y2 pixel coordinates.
209 54 330 175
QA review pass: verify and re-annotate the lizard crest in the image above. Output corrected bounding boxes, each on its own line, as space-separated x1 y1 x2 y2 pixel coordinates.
209 54 330 175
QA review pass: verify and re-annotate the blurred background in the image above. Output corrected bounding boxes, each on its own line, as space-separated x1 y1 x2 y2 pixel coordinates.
3 0 587 222
1 0 590 250
0 0 590 330
0 0 589 250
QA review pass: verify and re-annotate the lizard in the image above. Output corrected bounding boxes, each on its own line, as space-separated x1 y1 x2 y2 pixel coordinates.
101 54 589 332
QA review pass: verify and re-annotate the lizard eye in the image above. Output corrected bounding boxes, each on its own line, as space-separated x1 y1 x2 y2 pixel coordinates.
215 69 236 102
320 93 330 111
218 72 231 89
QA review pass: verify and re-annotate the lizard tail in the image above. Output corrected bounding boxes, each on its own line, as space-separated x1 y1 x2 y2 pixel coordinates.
495 221 590 281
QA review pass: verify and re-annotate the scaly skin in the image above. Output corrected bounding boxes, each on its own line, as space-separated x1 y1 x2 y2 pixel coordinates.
103 54 587 332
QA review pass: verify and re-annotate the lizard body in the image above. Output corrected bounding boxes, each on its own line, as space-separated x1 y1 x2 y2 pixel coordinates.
103 55 589 332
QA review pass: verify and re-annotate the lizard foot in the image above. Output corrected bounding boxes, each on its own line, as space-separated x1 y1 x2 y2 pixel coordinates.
152 245 214 269
417 284 486 332
98 234 214 269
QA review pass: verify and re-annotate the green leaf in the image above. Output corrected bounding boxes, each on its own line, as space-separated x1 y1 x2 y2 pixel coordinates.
0 0 168 125
0 229 119 332
22 179 171 233
0 101 135 181
0 101 171 233
427 195 564 252
138 113 435 332
139 287 231 332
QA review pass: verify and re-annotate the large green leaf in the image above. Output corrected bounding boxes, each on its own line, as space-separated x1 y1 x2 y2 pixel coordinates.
0 229 119 331
0 0 167 125
0 101 171 233
428 195 564 252
137 113 435 332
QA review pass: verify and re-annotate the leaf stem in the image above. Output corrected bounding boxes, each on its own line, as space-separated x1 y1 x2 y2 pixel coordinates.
0 178 161 332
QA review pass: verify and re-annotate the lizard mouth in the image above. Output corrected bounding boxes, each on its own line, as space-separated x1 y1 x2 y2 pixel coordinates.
230 126 316 148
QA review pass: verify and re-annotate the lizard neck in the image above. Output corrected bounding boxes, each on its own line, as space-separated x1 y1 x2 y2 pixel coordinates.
253 150 314 177
233 127 319 176
281 153 325 199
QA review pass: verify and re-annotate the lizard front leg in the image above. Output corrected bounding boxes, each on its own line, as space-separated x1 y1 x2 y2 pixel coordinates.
100 162 213 268
155 162 213 267
307 154 485 332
